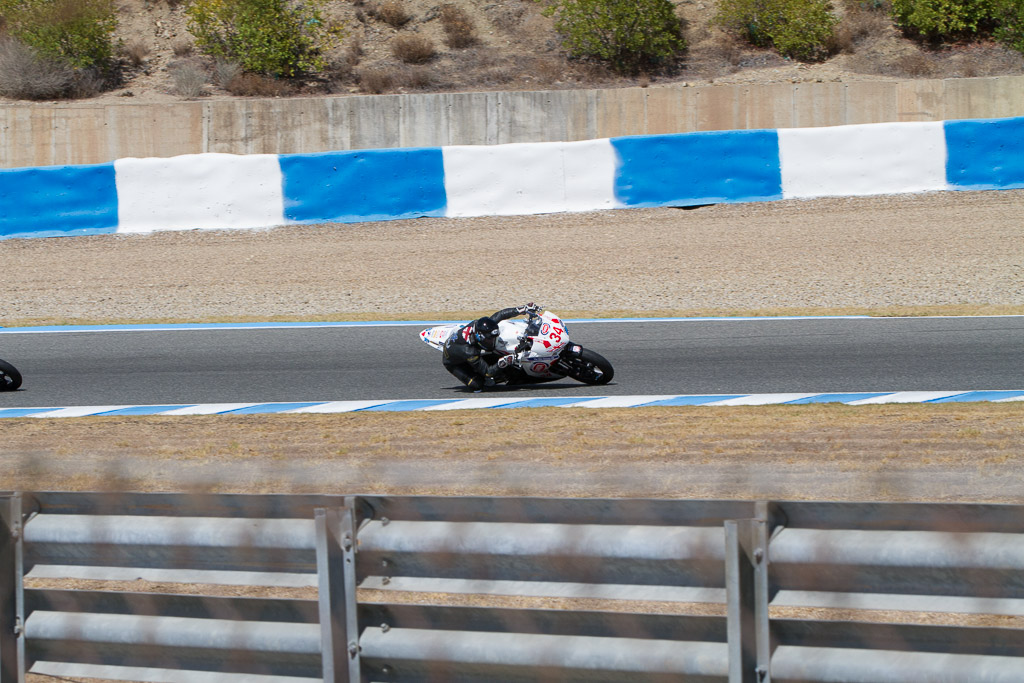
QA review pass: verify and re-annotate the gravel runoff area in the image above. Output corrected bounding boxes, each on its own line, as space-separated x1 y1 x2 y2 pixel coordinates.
3 189 1024 325
1 189 1024 504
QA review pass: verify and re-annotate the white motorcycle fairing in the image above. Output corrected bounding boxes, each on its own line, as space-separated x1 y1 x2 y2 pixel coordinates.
494 311 572 379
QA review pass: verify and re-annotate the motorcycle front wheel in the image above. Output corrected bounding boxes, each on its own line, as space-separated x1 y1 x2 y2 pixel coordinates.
566 348 614 385
0 359 22 391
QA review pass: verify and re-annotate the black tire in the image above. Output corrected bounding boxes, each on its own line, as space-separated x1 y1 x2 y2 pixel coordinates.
0 359 22 391
567 348 614 385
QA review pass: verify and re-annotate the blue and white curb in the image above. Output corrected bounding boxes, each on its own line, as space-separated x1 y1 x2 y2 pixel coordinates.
2 391 1022 418
2 116 1023 239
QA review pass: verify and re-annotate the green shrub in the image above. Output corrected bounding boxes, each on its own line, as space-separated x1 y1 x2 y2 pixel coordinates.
993 0 1024 53
0 0 117 70
541 0 686 75
185 0 344 78
891 0 998 41
715 0 839 61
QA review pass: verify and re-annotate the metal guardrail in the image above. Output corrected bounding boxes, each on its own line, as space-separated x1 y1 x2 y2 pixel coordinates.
1 492 1023 682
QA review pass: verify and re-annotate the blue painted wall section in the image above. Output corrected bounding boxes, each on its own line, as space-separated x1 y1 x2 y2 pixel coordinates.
611 129 783 208
0 162 118 238
279 147 447 224
945 116 1024 190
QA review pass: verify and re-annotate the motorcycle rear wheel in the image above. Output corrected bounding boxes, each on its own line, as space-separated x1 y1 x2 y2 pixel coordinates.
0 359 22 391
567 348 614 385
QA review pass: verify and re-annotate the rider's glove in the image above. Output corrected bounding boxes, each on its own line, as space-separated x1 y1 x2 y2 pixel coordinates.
497 354 518 369
517 302 540 314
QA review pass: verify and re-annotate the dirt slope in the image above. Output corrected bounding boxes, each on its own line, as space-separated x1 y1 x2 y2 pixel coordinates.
98 0 1024 104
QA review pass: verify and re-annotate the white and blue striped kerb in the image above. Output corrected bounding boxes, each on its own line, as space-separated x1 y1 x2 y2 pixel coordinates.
2 391 1022 418
2 116 1023 239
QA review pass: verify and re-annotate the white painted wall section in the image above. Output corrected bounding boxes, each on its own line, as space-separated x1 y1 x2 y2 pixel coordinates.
778 122 948 199
442 139 618 218
114 153 284 234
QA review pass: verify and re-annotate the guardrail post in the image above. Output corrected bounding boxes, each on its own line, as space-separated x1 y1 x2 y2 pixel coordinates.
0 494 25 683
316 503 360 683
726 517 771 683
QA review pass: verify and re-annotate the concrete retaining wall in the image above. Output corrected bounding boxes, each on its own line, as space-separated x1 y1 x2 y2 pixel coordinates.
3 116 1022 240
3 75 1024 169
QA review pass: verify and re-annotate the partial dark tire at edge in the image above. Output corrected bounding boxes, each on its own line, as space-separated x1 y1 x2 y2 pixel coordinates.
0 359 22 391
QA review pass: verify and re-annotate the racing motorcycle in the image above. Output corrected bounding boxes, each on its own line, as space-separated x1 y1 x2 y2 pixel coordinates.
420 310 614 386
0 358 22 391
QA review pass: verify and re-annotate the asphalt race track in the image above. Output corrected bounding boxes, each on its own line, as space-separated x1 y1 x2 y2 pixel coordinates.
0 316 1021 408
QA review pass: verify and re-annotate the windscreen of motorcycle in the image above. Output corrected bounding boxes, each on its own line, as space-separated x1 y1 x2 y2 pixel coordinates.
495 321 525 355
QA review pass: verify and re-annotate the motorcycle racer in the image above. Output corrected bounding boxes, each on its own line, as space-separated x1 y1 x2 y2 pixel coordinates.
443 303 540 391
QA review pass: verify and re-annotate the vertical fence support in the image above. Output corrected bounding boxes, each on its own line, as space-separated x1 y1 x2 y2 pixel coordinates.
726 517 771 683
316 503 360 683
0 494 25 683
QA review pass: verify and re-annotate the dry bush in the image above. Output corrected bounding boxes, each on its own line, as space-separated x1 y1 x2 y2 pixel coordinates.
532 55 569 84
323 54 355 89
224 72 293 97
894 51 938 77
958 55 985 78
374 1 412 28
481 64 518 85
392 34 435 63
704 33 746 67
72 67 109 98
173 40 194 57
832 6 892 54
0 37 75 100
400 65 435 88
490 4 528 33
829 25 858 54
212 58 241 88
686 30 784 81
345 35 364 66
465 45 505 69
572 59 616 82
941 43 1024 77
440 4 478 48
358 66 395 93
123 39 150 67
170 60 207 98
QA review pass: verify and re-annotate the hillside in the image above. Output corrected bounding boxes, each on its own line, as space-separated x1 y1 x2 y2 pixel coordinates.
101 0 1024 105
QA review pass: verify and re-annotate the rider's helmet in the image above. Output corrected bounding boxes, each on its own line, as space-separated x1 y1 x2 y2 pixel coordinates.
472 316 500 350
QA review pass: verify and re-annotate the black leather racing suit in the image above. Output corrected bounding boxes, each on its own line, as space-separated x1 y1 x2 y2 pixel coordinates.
442 307 524 390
